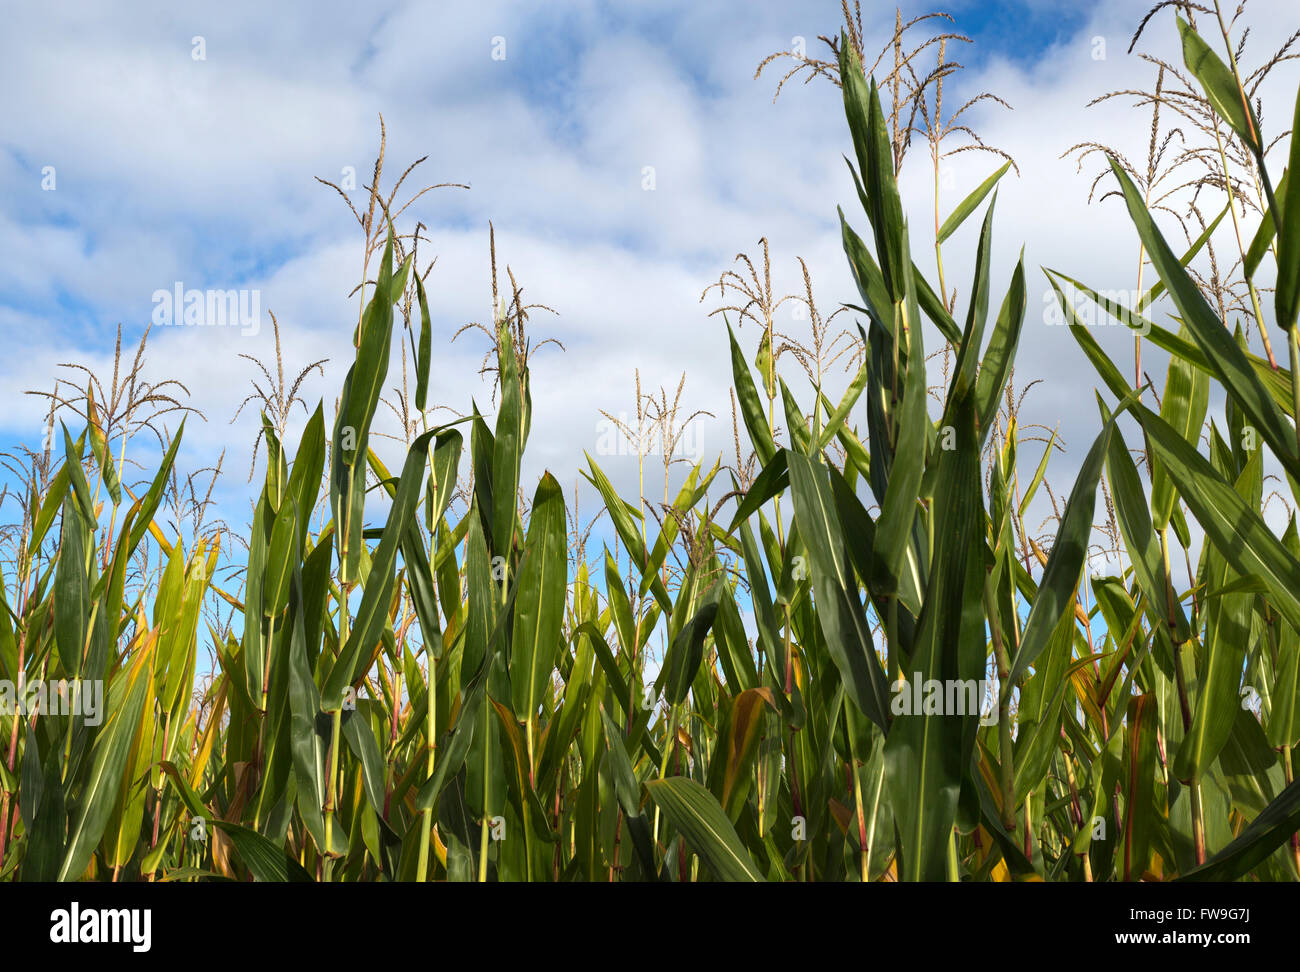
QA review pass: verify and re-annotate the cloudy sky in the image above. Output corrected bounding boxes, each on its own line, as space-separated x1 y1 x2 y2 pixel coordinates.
1 0 1295 588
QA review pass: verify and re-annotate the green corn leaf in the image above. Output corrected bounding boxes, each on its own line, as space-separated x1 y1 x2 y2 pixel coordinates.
726 319 776 466
263 499 296 618
910 258 963 346
1178 776 1300 881
938 161 1013 244
814 356 870 455
884 382 983 882
713 687 777 819
286 512 330 854
1245 168 1287 279
430 429 464 530
1177 16 1261 153
322 428 434 711
787 451 892 730
414 649 493 812
598 707 659 878
1150 326 1209 530
53 481 91 677
603 550 638 662
870 277 926 599
19 726 65 882
944 197 996 410
491 323 524 559
85 390 121 507
726 451 788 533
1275 90 1300 330
490 698 556 854
510 472 567 720
1018 429 1058 518
126 419 185 560
974 253 1026 450
158 763 313 881
58 644 154 881
658 589 722 707
29 430 82 554
581 453 672 612
414 271 433 412
754 327 775 399
60 423 94 519
778 376 812 455
839 208 895 331
1136 403 1300 634
645 777 764 882
331 226 401 583
1051 266 1295 417
1104 419 1191 646
737 520 788 701
641 460 719 597
1107 157 1299 478
1267 520 1300 748
1008 403 1121 686
839 44 906 302
287 405 327 547
1120 693 1159 880
1173 534 1250 783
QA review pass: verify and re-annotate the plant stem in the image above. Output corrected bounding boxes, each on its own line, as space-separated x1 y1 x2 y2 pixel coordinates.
985 579 1016 833
845 701 869 882
1290 327 1300 458
416 635 437 882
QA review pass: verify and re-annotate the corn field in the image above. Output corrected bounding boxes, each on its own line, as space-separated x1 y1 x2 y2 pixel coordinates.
2 2 1300 886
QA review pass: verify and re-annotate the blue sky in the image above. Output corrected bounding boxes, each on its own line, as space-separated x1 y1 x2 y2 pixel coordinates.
950 0 1090 57
1 0 1295 638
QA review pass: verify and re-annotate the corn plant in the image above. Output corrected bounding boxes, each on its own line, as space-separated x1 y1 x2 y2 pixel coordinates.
0 6 1298 883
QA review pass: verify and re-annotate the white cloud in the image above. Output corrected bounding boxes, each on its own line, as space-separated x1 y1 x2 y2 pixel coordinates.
0 0 1296 573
